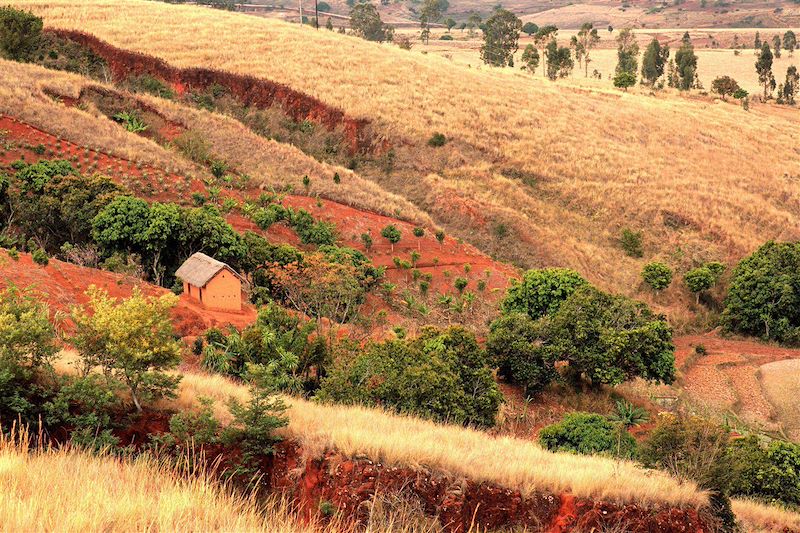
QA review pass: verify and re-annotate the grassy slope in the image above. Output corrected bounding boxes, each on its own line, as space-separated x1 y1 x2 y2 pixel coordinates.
11 0 800 317
0 433 307 532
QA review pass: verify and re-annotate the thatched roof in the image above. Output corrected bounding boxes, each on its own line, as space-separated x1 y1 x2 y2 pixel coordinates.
175 252 244 288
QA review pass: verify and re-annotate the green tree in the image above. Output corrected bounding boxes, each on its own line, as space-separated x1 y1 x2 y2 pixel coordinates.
613 70 636 91
615 27 639 76
487 312 556 397
674 33 698 90
350 3 392 42
521 21 538 36
773 34 782 58
711 75 740 100
641 262 673 291
325 17 333 30
444 17 456 32
539 412 637 458
545 286 676 388
684 266 715 304
0 6 42 61
754 31 761 50
480 8 522 67
545 39 573 80
756 42 775 99
608 399 649 429
730 437 800 506
533 25 558 76
318 326 502 427
0 285 57 422
520 43 539 73
783 30 797 55
782 65 799 105
640 38 669 86
71 287 182 412
722 241 800 342
500 267 588 319
419 0 442 43
381 224 402 251
574 22 599 77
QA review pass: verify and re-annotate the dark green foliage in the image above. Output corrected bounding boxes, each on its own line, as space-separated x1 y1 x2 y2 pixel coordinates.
428 132 447 147
619 227 643 257
711 76 740 100
756 42 774 99
520 44 539 73
674 34 699 90
168 397 221 445
126 74 175 99
547 286 676 387
684 266 715 302
641 38 669 85
545 39 573 80
641 261 672 291
381 224 402 246
613 70 636 90
480 8 521 67
730 436 800 506
31 248 48 266
608 399 649 428
539 412 637 458
43 374 120 450
487 312 556 397
0 6 42 61
615 28 639 76
723 242 800 343
640 415 736 531
318 326 503 427
500 267 588 320
413 227 425 238
349 3 392 42
454 277 468 293
522 21 538 36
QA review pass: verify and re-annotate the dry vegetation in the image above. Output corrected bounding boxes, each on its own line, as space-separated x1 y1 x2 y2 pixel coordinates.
9 0 800 324
760 358 800 440
170 370 708 509
0 59 431 225
731 498 800 533
0 431 307 532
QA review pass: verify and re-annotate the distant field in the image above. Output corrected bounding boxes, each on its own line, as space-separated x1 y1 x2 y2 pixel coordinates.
761 359 800 440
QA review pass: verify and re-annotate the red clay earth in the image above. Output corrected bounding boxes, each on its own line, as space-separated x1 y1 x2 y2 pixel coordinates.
46 29 373 154
0 115 517 327
0 251 255 337
676 332 800 427
265 440 712 533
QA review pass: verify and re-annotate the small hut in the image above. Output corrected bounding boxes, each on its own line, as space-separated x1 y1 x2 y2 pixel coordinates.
175 252 245 312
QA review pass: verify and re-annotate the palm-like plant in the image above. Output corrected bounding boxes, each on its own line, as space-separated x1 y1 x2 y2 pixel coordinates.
608 399 649 429
112 111 148 133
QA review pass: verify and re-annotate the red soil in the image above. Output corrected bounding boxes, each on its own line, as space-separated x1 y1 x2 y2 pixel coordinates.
1 114 517 328
46 29 373 154
0 251 255 337
676 332 800 426
266 440 711 533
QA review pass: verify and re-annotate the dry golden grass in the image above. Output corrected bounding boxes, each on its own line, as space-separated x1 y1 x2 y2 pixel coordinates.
759 359 800 440
0 59 431 225
0 430 310 532
9 0 800 316
732 498 800 533
172 370 708 509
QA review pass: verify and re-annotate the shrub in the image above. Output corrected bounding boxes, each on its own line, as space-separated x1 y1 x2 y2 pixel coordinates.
360 232 373 251
0 6 42 61
428 132 447 147
381 224 402 250
454 277 468 293
729 437 800 507
413 227 425 238
487 312 556 397
501 268 588 320
435 230 445 244
640 414 736 531
722 242 800 342
439 34 453 40
545 286 675 387
31 248 49 266
641 261 672 291
318 326 502 427
684 266 715 304
539 412 637 458
619 227 643 257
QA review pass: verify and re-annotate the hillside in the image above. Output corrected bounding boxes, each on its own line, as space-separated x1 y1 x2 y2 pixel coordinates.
10 0 800 325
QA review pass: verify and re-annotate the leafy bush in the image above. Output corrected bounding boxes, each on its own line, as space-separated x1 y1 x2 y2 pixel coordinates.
730 436 800 507
684 266 715 303
641 261 672 291
500 268 588 320
619 227 643 257
640 414 736 531
44 374 120 451
722 241 800 343
31 248 49 266
381 224 401 250
545 286 675 387
539 412 637 458
439 34 453 40
0 6 42 61
427 132 447 147
318 326 502 427
487 312 556 397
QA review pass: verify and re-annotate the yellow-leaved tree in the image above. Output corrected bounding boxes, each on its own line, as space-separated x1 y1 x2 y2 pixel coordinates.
71 286 182 412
